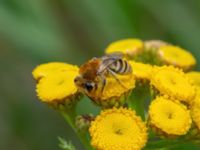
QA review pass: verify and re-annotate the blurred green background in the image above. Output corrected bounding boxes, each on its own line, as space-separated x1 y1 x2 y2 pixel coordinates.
1 0 200 150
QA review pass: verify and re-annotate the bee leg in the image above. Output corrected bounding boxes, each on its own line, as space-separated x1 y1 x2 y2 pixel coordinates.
107 69 127 89
97 76 106 99
101 76 106 93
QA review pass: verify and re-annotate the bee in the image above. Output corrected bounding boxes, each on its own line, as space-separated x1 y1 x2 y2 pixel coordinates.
74 54 132 99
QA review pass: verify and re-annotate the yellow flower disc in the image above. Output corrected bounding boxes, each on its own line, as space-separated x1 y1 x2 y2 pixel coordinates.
186 71 200 87
158 45 196 70
129 61 153 80
191 87 200 130
32 62 78 81
151 66 195 103
105 39 144 57
89 107 148 150
149 96 192 135
36 70 78 104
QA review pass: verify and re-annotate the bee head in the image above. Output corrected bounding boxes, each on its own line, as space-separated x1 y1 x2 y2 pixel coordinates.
74 75 96 94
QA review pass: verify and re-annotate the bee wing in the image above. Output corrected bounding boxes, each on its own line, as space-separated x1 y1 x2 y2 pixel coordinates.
97 55 121 74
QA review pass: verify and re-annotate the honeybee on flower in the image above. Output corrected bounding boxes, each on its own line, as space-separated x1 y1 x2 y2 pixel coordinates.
32 38 200 150
74 53 133 101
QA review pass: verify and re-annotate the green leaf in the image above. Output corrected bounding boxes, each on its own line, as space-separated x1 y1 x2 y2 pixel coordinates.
58 137 76 150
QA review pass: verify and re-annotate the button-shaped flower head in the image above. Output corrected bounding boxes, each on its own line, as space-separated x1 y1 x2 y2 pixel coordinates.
149 96 192 136
89 107 148 150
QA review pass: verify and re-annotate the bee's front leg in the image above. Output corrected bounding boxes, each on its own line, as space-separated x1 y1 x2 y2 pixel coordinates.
101 76 106 94
96 75 106 100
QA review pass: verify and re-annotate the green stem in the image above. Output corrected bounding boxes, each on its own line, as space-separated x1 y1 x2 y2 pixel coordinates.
60 105 93 150
128 93 145 120
61 107 76 130
128 84 150 120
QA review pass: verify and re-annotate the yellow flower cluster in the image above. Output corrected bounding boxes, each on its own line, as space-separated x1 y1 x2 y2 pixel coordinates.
148 66 196 136
32 38 199 150
89 107 147 150
104 38 198 138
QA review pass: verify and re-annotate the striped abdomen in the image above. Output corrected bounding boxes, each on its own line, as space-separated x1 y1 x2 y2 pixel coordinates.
108 59 132 74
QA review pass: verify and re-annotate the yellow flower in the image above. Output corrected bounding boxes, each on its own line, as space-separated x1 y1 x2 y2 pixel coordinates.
158 45 196 71
129 61 153 81
32 62 78 81
36 70 79 106
89 107 148 150
186 71 200 87
191 87 200 130
105 39 144 57
149 96 192 135
151 66 195 103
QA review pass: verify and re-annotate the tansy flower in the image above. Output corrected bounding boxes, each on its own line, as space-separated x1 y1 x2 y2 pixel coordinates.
186 71 200 87
105 39 144 58
89 107 148 150
151 66 195 103
129 61 153 81
158 45 196 71
149 96 192 136
32 62 78 81
36 70 80 107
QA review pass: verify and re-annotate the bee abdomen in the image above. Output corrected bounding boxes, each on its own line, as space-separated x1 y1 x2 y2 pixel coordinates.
110 59 132 74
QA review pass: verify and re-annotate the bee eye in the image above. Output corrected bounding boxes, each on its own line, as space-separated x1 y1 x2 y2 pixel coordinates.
84 82 94 92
